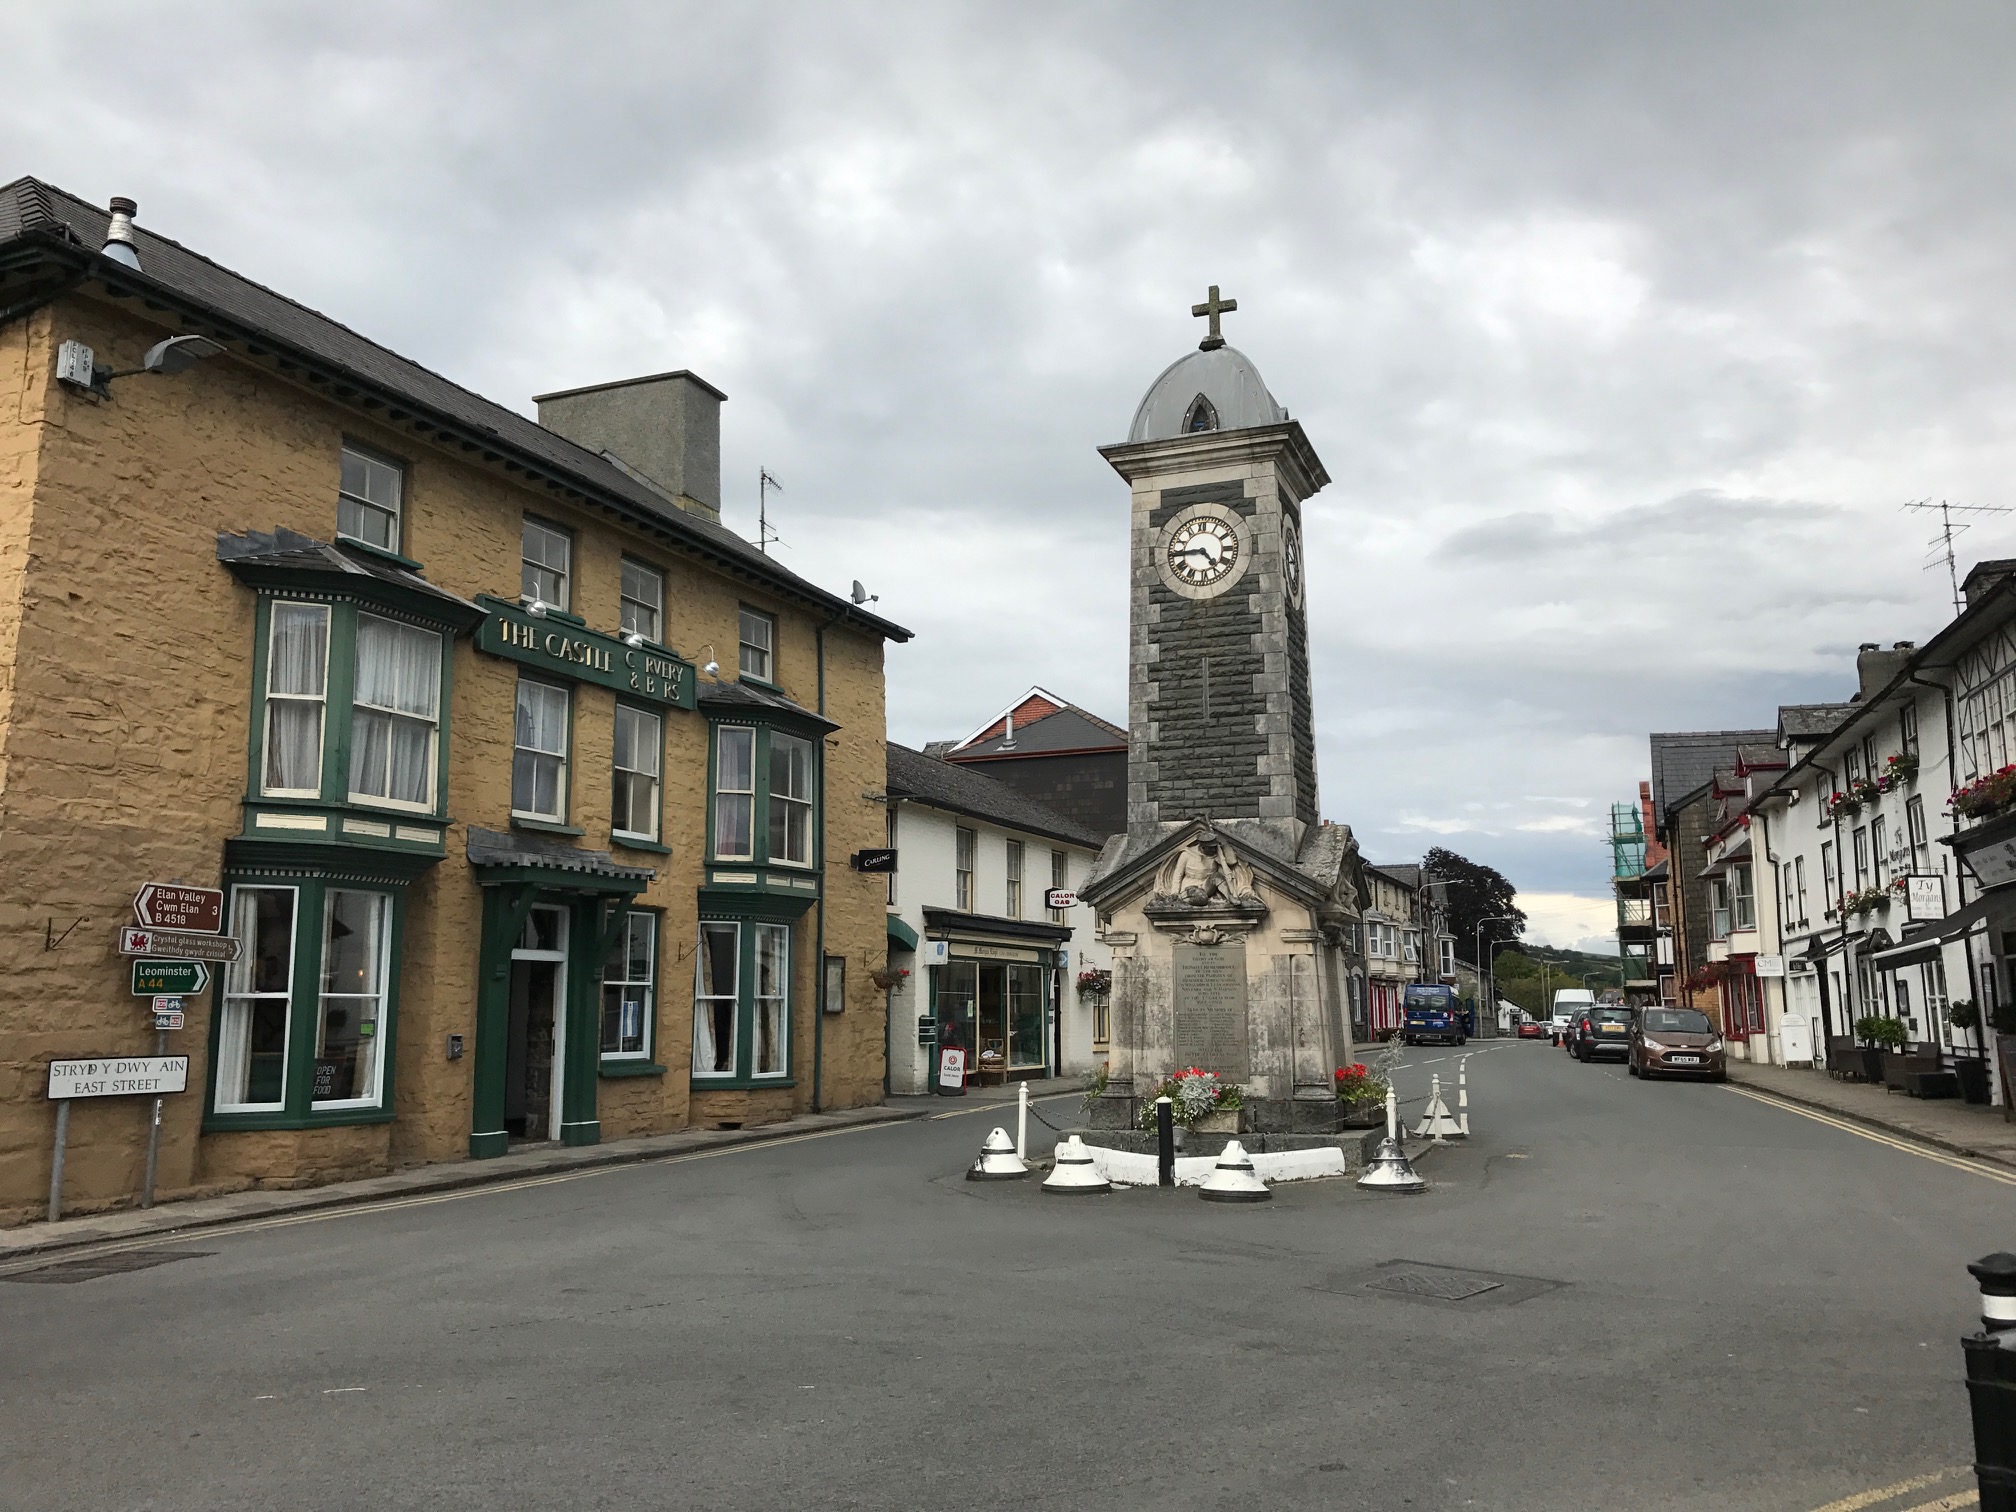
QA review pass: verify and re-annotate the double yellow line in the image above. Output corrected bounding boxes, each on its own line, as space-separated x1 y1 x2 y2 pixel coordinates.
1806 1468 1974 1511
1722 1085 2016 1188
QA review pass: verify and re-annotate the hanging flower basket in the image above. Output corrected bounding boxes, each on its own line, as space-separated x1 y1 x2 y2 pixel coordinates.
1878 753 1920 791
1826 790 1862 820
1076 968 1112 996
869 965 910 991
1953 766 2016 822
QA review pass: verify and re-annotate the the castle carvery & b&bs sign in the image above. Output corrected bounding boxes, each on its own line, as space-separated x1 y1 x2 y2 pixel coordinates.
475 595 697 709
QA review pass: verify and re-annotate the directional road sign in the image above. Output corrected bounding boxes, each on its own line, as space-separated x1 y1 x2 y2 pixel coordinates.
152 1010 186 1031
117 927 240 963
133 883 225 934
132 960 210 996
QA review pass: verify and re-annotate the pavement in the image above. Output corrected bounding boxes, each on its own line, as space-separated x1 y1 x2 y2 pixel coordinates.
4 1043 2008 1512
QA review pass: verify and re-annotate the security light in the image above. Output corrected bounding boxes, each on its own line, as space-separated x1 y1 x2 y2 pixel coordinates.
141 334 225 375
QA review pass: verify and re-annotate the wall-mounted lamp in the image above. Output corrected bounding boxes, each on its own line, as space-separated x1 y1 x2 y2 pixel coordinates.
525 599 550 619
57 333 226 396
621 631 646 649
696 643 721 677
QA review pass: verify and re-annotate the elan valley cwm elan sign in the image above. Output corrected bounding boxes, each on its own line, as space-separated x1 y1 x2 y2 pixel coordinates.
475 595 697 709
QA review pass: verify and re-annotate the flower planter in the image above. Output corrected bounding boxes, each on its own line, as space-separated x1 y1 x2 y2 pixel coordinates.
1338 1102 1385 1128
1861 1047 1887 1084
1956 1057 1993 1106
1190 1108 1242 1135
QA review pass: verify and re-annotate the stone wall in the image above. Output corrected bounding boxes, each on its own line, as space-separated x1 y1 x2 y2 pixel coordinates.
0 291 895 1225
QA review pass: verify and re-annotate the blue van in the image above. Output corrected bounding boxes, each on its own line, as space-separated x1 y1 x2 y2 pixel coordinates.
1401 984 1466 1046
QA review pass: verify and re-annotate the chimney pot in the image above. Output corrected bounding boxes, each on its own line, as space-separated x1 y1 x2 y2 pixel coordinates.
1893 641 1916 651
101 196 141 270
1858 642 1879 652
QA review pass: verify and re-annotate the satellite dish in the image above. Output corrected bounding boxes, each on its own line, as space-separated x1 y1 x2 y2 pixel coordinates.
850 580 879 606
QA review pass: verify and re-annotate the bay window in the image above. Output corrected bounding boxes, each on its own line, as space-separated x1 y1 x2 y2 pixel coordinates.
1710 879 1731 940
1731 863 1755 930
612 704 662 843
709 722 820 867
512 679 570 822
262 604 329 796
350 614 443 809
754 924 790 1077
713 727 756 859
601 911 657 1060
692 917 797 1084
693 921 740 1077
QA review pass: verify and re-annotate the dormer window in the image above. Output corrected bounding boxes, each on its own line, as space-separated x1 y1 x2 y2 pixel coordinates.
1184 394 1219 433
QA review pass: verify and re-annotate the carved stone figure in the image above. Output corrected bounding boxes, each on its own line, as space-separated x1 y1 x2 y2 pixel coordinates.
1155 836 1262 910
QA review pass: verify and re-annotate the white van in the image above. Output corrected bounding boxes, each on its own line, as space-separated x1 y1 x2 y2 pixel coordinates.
1550 989 1596 1040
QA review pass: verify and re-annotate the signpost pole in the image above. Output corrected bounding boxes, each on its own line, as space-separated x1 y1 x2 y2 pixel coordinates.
139 1026 167 1209
48 1098 71 1223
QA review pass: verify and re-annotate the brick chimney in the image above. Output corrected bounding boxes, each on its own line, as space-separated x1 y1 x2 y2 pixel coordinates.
1964 559 2016 606
535 370 725 523
1855 642 1913 698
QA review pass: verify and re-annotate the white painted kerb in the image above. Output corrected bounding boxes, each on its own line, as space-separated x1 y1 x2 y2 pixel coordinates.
1083 1144 1346 1187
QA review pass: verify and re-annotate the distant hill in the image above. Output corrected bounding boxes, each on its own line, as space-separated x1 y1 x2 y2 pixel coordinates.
1519 944 1624 989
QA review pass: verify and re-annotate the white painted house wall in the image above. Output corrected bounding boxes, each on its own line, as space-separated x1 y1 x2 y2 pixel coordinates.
882 799 1109 1096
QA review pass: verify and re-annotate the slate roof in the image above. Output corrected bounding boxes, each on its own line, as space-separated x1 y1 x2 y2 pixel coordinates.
1370 862 1422 890
697 676 836 731
951 705 1127 760
465 827 656 884
216 527 483 618
0 176 908 645
1649 729 1775 816
1779 703 1855 741
1736 743 1787 769
886 743 1104 849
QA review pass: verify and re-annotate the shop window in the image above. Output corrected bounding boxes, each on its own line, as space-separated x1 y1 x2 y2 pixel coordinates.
768 733 814 865
936 958 1047 1079
1006 840 1025 918
512 679 570 822
337 444 403 552
349 614 443 810
313 890 391 1107
216 886 298 1111
262 603 329 796
521 517 571 610
955 827 976 911
738 607 775 682
601 911 657 1059
620 559 664 644
612 704 663 843
692 919 793 1082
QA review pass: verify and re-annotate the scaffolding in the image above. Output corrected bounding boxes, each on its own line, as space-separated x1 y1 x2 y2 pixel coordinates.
1610 800 1655 998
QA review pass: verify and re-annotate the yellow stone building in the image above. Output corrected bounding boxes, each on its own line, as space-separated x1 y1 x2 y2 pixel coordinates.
0 180 909 1226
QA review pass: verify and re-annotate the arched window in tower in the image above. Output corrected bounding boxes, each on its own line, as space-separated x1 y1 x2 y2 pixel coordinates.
1184 394 1219 433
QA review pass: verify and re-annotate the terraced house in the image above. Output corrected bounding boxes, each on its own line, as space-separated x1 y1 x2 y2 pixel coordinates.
0 181 908 1225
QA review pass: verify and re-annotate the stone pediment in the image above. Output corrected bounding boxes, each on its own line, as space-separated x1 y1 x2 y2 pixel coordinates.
1082 816 1364 920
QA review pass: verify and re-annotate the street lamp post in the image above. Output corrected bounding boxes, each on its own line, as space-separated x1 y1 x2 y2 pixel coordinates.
1474 915 1518 1035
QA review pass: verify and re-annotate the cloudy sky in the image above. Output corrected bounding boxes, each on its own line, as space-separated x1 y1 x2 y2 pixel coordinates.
11 2 2016 949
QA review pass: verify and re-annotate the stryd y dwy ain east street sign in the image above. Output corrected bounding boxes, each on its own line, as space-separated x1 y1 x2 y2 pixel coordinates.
117 927 241 963
133 883 225 934
132 961 209 996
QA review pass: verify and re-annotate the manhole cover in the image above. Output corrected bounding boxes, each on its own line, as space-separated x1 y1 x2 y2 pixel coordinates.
1317 1258 1565 1309
6 1249 209 1284
1368 1268 1504 1302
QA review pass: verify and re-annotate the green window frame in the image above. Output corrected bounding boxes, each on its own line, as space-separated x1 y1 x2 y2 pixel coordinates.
248 596 453 820
707 721 821 868
691 916 794 1084
600 909 658 1063
206 875 407 1129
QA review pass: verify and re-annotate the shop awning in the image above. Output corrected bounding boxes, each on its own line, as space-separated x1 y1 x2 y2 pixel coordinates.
1869 933 1945 969
886 913 920 951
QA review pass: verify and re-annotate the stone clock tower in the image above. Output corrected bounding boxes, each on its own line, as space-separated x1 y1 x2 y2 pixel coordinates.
1080 290 1369 1143
1100 286 1329 839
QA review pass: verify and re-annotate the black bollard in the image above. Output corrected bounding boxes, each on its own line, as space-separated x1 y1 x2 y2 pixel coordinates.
1965 1253 2016 1512
1156 1096 1174 1188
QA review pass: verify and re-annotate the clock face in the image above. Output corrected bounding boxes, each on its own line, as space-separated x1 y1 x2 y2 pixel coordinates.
1283 513 1305 608
1167 517 1240 588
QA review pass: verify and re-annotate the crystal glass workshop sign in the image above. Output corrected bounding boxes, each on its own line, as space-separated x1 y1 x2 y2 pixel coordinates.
474 595 697 709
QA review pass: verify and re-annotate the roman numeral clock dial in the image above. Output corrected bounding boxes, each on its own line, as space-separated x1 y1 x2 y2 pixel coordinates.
1167 517 1239 587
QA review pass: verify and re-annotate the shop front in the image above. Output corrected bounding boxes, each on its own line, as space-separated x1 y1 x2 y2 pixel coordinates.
922 909 1067 1088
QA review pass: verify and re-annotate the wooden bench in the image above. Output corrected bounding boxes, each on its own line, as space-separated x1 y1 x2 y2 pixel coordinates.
1884 1044 1944 1094
1825 1036 1867 1080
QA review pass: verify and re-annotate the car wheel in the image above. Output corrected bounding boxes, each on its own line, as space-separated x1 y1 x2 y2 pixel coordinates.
1628 1060 1638 1077
1711 1070 1728 1083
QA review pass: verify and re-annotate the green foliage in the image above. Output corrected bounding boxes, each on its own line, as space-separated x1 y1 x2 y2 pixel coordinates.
1993 998 2016 1036
1424 847 1525 962
1855 1015 1907 1050
1948 999 1982 1032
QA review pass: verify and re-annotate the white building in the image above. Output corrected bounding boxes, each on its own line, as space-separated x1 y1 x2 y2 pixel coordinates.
882 743 1110 1094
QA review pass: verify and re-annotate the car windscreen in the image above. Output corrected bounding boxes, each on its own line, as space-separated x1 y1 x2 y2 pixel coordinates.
1592 1008 1632 1024
1641 1008 1712 1035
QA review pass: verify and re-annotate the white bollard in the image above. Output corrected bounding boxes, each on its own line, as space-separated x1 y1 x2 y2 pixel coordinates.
1358 1089 1427 1193
1042 1134 1112 1194
967 1126 1029 1181
1456 1057 1471 1139
1198 1139 1271 1203
1413 1074 1462 1140
1017 1081 1028 1162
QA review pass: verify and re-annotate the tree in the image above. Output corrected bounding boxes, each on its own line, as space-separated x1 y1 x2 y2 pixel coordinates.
1422 847 1525 968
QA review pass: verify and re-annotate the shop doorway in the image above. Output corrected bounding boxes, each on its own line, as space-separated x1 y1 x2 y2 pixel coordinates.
936 957 1048 1086
505 905 568 1143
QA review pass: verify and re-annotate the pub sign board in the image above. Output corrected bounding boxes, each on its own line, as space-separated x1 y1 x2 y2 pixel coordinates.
133 883 224 934
475 595 698 709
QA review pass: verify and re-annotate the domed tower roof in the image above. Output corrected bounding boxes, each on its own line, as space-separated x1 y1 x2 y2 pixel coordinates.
1127 343 1288 443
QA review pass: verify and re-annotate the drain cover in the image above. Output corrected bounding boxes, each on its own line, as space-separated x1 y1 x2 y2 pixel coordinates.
1318 1259 1564 1309
1368 1268 1503 1302
6 1249 210 1284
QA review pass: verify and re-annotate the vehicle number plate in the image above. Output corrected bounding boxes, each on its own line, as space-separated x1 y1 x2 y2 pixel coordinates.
1601 1025 1624 1034
1668 1055 1700 1065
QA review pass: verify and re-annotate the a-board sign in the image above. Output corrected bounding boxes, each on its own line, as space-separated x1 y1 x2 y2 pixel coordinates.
937 1047 967 1093
47 1056 189 1100
133 883 224 934
118 927 241 963
132 960 209 996
1044 888 1079 911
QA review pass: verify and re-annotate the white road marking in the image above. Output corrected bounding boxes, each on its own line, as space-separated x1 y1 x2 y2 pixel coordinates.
1803 1468 1966 1512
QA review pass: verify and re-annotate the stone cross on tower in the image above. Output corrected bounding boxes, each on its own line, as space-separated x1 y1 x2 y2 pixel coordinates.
1191 285 1237 351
